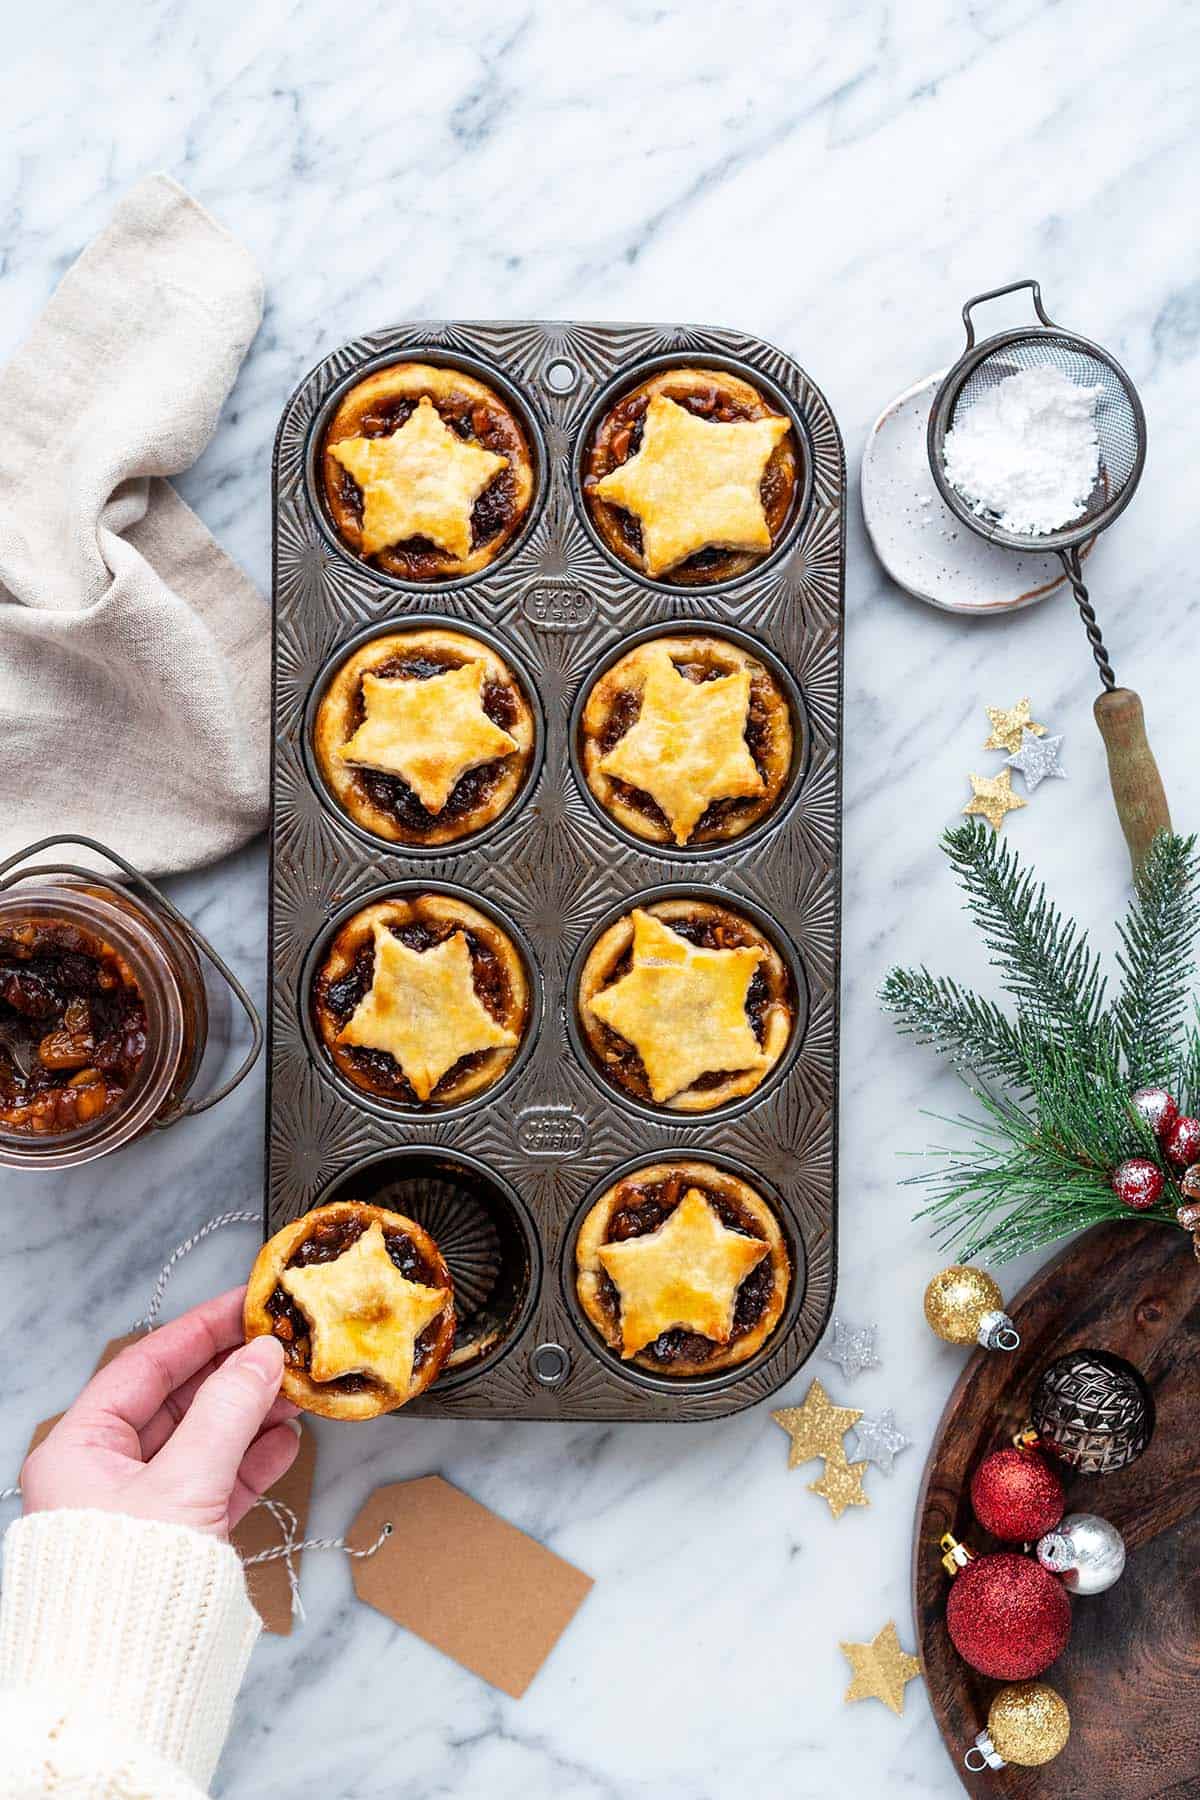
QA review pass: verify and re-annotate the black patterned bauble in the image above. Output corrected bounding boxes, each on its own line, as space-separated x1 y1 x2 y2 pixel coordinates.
1031 1349 1155 1475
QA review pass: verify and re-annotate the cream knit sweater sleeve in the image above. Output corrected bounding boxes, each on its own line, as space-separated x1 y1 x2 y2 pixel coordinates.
0 1510 261 1799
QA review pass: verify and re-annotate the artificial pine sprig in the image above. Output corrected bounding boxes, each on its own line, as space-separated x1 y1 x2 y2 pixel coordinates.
877 966 1032 1089
940 823 1109 1055
1111 831 1200 1086
882 823 1200 1263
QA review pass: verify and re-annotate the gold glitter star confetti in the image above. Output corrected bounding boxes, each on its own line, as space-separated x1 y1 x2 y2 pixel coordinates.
840 1621 922 1716
772 1378 862 1469
983 697 1046 755
807 1443 870 1519
963 768 1026 833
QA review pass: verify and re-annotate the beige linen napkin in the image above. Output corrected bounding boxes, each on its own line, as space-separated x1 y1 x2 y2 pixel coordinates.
0 175 268 876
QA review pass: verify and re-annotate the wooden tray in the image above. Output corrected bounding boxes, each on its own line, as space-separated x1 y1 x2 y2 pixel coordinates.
913 1220 1199 1797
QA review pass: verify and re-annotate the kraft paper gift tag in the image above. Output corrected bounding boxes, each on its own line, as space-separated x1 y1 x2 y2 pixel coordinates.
348 1475 593 1698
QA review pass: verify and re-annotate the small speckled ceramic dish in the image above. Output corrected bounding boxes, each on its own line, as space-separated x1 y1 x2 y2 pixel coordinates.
862 370 1094 614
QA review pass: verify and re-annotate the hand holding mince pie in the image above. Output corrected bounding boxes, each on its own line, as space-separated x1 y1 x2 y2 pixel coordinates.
20 1289 299 1536
244 1202 457 1419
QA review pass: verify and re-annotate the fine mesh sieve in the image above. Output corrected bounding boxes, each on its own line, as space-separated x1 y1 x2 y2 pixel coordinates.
927 280 1166 871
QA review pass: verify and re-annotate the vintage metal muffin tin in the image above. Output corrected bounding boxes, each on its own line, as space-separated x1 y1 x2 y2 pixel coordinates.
269 321 844 1420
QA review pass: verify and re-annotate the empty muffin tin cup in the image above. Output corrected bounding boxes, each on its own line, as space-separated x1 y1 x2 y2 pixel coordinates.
316 1147 540 1387
299 881 543 1123
571 350 814 594
302 615 546 857
567 619 810 859
560 1151 805 1394
303 345 549 592
565 884 809 1127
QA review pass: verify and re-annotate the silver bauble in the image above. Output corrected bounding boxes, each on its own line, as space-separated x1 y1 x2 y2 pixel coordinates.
1037 1511 1126 1595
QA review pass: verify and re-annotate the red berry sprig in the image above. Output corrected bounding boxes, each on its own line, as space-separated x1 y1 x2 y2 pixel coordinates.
1164 1114 1200 1168
1131 1086 1179 1142
1111 1157 1166 1211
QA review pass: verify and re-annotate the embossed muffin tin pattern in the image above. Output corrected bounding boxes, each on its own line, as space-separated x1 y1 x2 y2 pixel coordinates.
269 322 844 1420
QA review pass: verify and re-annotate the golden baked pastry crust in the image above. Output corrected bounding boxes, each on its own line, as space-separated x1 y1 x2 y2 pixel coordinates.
583 366 798 585
314 628 535 846
313 894 529 1107
579 633 794 846
244 1200 456 1419
320 362 535 580
577 898 793 1112
575 1161 790 1376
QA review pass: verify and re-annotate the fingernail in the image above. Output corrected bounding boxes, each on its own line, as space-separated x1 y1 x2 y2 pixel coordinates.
284 1417 303 1438
239 1335 285 1382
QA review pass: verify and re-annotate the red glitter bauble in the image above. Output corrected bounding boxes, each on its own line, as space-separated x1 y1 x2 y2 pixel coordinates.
970 1447 1065 1542
1164 1114 1200 1168
1111 1156 1165 1211
946 1553 1071 1679
1131 1085 1178 1142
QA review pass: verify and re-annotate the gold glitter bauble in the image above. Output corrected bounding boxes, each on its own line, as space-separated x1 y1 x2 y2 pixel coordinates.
923 1265 1003 1345
989 1682 1071 1766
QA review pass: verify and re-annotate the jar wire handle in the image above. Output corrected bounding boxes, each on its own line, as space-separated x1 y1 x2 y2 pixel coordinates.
0 833 263 1124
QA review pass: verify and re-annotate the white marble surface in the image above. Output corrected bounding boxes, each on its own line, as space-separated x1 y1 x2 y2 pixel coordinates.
3 3 1199 1794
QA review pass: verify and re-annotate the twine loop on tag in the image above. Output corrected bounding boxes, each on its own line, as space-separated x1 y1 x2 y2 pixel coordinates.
243 1499 392 1621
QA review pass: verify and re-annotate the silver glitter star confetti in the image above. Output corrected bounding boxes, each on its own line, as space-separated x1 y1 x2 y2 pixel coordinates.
1005 727 1067 792
850 1410 911 1476
822 1318 880 1382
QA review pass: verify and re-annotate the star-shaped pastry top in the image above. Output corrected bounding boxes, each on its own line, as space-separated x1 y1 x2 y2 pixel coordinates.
592 395 791 577
1006 726 1067 792
338 660 518 813
596 1186 768 1357
279 1221 449 1396
588 909 768 1104
772 1378 862 1469
983 697 1046 755
338 923 518 1101
329 396 508 558
598 646 764 844
850 1410 911 1477
963 768 1026 833
822 1317 880 1383
840 1621 922 1717
807 1443 871 1519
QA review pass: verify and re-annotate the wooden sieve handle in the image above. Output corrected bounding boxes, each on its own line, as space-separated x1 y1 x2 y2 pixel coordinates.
1094 687 1171 874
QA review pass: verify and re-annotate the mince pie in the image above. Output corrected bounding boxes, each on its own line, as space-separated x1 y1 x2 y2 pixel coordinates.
314 627 536 846
320 361 536 580
0 918 147 1136
577 898 793 1112
313 894 530 1107
575 1161 790 1375
583 366 799 584
245 1200 456 1418
579 633 794 847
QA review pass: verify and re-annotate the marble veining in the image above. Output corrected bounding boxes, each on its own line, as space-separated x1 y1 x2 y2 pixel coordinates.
2 2 1198 1794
